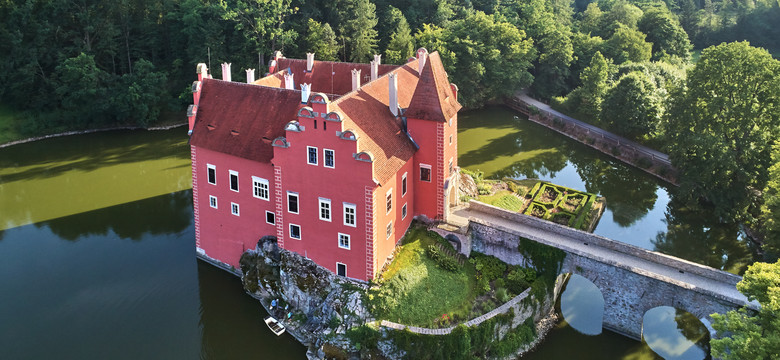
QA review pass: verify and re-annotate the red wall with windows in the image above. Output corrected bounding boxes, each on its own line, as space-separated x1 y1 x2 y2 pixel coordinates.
407 118 443 219
372 159 415 277
193 146 277 268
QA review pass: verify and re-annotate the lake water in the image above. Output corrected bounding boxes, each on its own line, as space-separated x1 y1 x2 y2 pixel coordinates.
0 106 740 358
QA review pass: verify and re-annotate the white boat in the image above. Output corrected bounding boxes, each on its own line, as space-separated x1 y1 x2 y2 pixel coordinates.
264 316 286 336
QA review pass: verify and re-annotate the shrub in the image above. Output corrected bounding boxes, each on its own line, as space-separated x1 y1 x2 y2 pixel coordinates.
346 325 380 350
495 287 510 303
477 183 492 195
426 245 460 272
462 168 484 183
473 254 507 281
477 276 491 295
494 278 506 289
507 181 519 193
506 268 531 294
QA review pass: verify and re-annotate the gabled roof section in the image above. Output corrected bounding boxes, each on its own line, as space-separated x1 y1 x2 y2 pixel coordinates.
405 52 462 122
272 58 398 95
254 70 284 88
190 79 303 163
329 61 422 183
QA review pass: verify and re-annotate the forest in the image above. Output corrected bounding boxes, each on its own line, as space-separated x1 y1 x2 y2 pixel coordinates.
1 0 779 251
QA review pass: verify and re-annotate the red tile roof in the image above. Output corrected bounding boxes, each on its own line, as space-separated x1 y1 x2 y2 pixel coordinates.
405 52 462 122
273 58 397 95
190 79 303 163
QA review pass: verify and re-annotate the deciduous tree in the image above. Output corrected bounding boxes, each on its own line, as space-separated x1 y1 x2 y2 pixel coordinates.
601 71 660 140
302 19 338 61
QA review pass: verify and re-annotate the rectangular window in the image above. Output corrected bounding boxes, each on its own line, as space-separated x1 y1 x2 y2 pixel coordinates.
229 170 239 192
209 195 218 209
449 158 453 175
402 173 407 196
289 224 301 239
266 211 275 225
319 198 331 221
231 202 240 216
336 262 346 277
288 192 299 214
207 164 216 185
307 146 318 165
338 233 350 250
449 134 453 145
343 203 356 227
386 221 393 239
324 149 335 168
402 203 407 219
386 189 392 214
252 177 269 200
420 164 431 182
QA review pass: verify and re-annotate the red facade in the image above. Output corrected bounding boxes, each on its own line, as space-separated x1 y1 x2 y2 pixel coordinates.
190 50 461 281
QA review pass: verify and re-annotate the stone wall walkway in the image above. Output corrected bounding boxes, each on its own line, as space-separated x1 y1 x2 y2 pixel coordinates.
378 288 531 335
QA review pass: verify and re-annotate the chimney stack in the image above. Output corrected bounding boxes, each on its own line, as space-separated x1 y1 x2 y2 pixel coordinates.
351 69 361 92
306 53 314 72
246 69 255 83
197 63 208 82
370 61 378 81
300 83 311 104
221 63 232 81
374 54 382 65
388 73 398 117
284 71 294 90
417 48 428 74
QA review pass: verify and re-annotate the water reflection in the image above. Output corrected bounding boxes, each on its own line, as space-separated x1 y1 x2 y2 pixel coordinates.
559 274 604 336
642 307 710 360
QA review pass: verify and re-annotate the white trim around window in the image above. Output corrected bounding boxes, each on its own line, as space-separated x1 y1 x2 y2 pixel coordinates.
229 170 239 192
336 262 347 277
207 164 216 185
420 163 432 182
307 146 318 165
386 221 393 239
287 191 299 214
343 203 356 227
319 198 332 221
231 202 240 216
386 188 392 215
209 195 218 209
402 203 407 220
324 148 335 168
289 223 301 240
252 176 269 200
338 233 351 250
265 210 275 225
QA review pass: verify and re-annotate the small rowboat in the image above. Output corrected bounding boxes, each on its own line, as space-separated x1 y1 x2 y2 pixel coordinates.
264 316 286 336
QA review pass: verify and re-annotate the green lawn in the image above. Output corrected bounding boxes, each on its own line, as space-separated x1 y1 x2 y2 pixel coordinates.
0 104 24 145
369 226 477 327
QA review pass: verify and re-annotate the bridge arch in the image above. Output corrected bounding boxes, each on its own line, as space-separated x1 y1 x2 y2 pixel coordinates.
641 306 711 360
556 272 605 336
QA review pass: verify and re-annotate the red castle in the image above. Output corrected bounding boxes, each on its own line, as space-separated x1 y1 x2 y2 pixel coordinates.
188 49 461 281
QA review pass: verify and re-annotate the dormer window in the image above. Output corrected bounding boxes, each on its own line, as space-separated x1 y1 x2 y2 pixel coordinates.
307 146 318 165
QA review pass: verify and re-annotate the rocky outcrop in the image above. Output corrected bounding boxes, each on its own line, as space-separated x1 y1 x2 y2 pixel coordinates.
459 172 479 198
239 236 371 355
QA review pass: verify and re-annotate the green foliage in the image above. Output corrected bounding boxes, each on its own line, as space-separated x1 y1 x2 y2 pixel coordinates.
506 268 532 294
711 260 780 359
600 71 660 140
335 0 380 62
477 183 492 195
383 6 415 64
491 318 536 358
494 195 524 212
472 253 507 281
495 287 509 303
518 236 566 275
461 168 485 183
426 245 461 272
637 6 692 62
761 142 780 256
346 325 381 350
665 41 780 222
303 19 339 61
604 23 652 64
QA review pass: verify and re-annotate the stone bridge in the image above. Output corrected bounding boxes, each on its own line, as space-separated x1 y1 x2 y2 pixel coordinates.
450 201 757 340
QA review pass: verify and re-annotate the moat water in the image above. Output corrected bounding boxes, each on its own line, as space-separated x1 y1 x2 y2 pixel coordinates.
0 105 743 358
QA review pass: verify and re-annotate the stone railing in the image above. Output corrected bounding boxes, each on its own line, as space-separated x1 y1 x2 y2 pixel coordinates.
378 287 531 335
468 200 742 286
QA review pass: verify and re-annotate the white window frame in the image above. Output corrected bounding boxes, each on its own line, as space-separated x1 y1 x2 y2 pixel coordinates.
252 176 269 200
266 211 275 225
319 198 332 222
343 203 357 227
289 224 301 240
229 170 239 192
324 149 335 168
420 164 432 182
402 203 408 220
386 189 392 215
336 262 347 277
386 221 393 239
402 172 407 197
287 191 299 214
231 202 240 216
338 233 351 250
307 146 318 165
207 164 217 185
209 195 218 209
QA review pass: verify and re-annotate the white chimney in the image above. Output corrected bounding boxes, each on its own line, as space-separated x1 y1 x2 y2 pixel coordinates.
197 63 208 82
246 69 255 83
306 53 314 72
374 54 382 65
388 73 398 117
284 72 294 90
417 48 428 74
274 50 283 60
351 69 361 91
221 63 232 81
370 60 378 81
300 83 311 103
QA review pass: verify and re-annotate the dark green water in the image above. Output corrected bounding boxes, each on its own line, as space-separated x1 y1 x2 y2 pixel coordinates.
0 110 736 358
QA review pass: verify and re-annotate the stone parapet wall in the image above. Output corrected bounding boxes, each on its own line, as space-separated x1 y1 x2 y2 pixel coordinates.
468 201 741 286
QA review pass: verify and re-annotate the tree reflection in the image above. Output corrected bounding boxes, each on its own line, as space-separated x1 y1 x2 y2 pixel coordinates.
674 309 711 360
652 198 756 274
570 156 659 227
40 190 192 241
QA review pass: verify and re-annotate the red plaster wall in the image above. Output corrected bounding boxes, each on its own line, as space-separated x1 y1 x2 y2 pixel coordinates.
407 118 443 219
372 160 416 277
193 146 277 268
